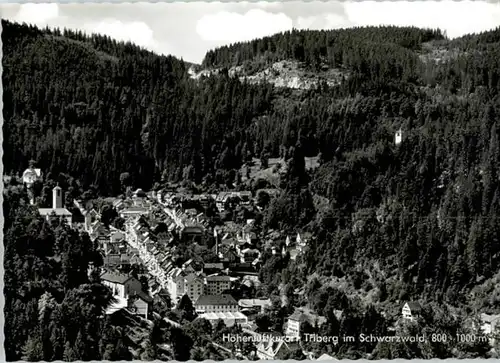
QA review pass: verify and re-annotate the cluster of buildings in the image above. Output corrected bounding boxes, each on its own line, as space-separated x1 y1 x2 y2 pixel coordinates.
70 186 282 328
158 188 277 214
20 169 338 358
22 164 74 225
20 157 500 360
28 180 314 332
244 306 332 360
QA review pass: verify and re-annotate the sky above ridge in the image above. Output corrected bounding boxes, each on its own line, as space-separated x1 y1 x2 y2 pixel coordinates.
2 1 500 64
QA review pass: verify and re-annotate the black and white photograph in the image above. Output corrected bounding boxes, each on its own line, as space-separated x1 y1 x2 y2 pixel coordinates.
3 0 500 361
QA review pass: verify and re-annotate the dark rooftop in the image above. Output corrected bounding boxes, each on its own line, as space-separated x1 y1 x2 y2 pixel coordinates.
100 272 135 285
195 294 237 306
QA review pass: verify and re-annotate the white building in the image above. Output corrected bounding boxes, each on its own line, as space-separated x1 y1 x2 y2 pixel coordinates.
480 313 500 345
317 353 338 361
101 272 142 299
38 186 72 225
395 128 403 145
198 311 248 327
83 209 101 232
285 308 327 339
22 165 42 188
120 206 149 219
166 268 205 303
402 302 422 321
100 272 152 318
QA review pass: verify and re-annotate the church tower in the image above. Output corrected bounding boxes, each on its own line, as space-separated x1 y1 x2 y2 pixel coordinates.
52 185 63 209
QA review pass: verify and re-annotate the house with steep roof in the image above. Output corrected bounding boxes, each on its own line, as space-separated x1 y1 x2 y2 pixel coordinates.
255 333 299 360
100 272 153 318
100 272 142 298
317 353 338 361
103 253 141 269
242 275 261 289
89 222 110 245
127 290 153 318
215 192 232 212
238 298 272 313
195 294 238 314
184 272 205 302
479 313 500 344
402 301 422 321
180 223 205 243
480 313 500 335
166 268 205 303
109 227 126 243
83 208 101 232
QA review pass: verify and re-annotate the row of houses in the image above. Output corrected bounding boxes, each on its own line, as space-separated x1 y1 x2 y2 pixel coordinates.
158 188 277 213
124 216 173 291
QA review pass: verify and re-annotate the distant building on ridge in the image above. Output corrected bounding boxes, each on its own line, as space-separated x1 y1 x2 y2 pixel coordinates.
395 128 403 145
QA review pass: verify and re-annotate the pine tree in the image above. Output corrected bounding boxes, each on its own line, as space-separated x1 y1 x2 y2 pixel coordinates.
21 336 44 361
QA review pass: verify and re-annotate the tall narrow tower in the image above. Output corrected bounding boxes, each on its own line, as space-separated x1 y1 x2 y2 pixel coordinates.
52 185 63 209
214 228 219 256
395 128 403 145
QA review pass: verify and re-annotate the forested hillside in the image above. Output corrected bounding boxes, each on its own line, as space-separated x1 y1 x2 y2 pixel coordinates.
4 184 123 360
4 19 500 359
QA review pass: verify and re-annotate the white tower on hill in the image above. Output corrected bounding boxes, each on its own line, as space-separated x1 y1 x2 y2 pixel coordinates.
395 128 403 146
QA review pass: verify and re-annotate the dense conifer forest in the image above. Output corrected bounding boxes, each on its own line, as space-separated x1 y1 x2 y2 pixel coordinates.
4 19 500 360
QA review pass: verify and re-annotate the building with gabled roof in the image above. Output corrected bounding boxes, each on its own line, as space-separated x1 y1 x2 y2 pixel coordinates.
402 301 422 321
255 333 299 360
317 353 338 361
479 312 500 344
238 298 272 313
195 294 238 314
166 267 205 303
101 272 152 318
